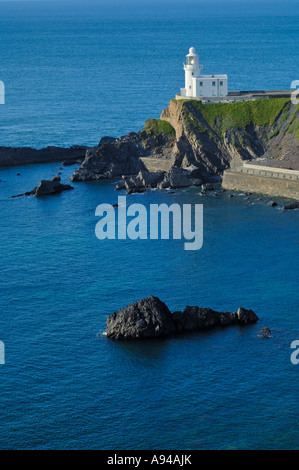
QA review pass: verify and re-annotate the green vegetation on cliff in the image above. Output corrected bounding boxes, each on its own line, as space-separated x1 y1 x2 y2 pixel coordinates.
287 104 299 139
141 119 175 138
177 98 290 135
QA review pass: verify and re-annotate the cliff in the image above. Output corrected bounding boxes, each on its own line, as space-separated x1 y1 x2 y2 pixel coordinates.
71 97 299 187
160 98 299 174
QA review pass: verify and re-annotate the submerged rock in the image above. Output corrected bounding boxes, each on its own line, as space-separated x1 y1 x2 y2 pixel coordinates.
105 296 258 340
260 327 272 338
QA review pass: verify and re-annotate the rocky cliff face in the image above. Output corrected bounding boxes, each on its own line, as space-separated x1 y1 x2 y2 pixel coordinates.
160 98 299 174
71 98 299 186
71 121 176 182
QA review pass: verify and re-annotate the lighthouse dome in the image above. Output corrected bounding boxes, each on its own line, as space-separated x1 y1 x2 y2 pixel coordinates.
189 47 196 54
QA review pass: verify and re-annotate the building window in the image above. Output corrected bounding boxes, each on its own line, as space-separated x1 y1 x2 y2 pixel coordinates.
189 86 191 89
220 81 223 86
200 82 203 86
212 81 216 86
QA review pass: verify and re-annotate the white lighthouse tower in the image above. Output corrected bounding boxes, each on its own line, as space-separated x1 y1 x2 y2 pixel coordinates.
179 46 228 100
183 47 202 98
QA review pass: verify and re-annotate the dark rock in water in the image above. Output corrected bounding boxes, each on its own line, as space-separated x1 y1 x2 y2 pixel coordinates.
105 296 259 340
16 173 20 176
61 159 81 166
201 183 215 191
12 179 74 198
127 187 146 195
283 202 299 210
106 296 176 340
236 307 258 324
261 327 271 334
35 180 74 197
116 182 126 190
260 327 272 338
51 175 61 182
172 306 236 332
268 201 278 207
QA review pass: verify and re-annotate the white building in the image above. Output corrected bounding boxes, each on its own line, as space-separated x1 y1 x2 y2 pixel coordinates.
179 47 228 99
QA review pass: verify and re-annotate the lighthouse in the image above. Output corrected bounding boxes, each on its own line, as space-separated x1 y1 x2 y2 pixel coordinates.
180 47 228 99
183 47 202 97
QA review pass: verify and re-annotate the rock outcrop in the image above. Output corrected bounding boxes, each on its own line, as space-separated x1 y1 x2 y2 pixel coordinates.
0 145 88 167
71 120 176 182
12 176 74 198
121 167 202 192
105 295 258 340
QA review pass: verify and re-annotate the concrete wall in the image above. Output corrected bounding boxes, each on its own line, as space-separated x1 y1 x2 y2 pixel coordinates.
222 170 299 200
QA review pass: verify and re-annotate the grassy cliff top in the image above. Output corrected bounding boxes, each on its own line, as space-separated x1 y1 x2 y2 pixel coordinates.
175 97 291 135
141 118 176 137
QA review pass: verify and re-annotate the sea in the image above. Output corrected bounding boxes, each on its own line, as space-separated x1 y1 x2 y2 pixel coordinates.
0 0 299 450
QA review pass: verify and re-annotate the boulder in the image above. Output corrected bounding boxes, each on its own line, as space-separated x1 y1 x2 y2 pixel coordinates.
106 295 176 340
99 136 117 145
137 169 165 188
51 175 61 182
260 327 272 338
261 327 271 335
237 307 259 324
116 182 126 190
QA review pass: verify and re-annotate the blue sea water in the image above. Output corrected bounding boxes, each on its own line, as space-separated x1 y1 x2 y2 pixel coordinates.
0 0 299 450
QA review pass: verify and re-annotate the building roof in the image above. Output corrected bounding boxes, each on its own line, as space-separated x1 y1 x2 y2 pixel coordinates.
195 74 228 79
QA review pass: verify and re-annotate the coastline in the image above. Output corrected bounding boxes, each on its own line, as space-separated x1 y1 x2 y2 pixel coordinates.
2 96 298 201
